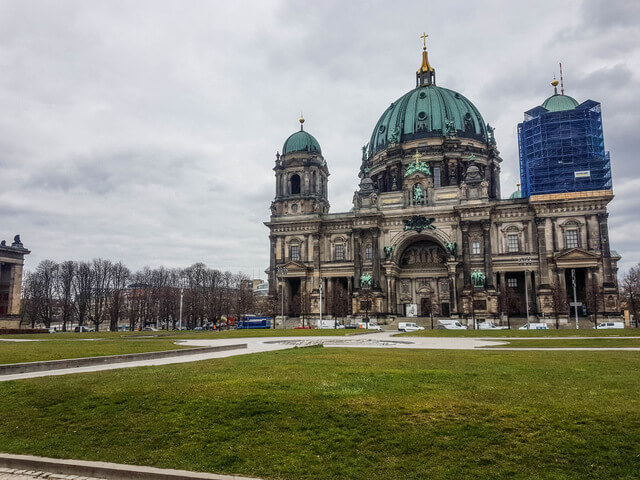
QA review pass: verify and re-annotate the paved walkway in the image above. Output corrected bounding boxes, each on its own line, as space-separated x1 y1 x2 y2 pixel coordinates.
0 467 104 480
2 332 639 382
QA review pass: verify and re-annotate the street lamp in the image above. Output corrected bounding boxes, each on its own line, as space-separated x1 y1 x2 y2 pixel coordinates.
518 256 533 328
276 266 288 329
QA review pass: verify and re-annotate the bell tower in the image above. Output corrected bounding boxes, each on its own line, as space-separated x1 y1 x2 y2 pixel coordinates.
270 117 330 217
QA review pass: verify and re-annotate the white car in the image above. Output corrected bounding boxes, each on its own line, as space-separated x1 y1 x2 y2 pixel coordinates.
518 323 549 330
594 321 624 329
357 322 382 331
398 322 424 332
437 320 467 330
476 321 508 330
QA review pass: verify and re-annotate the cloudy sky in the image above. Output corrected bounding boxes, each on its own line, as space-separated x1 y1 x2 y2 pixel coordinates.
1 0 639 277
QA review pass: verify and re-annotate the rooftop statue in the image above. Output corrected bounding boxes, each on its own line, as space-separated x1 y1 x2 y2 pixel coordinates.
360 272 373 288
390 126 401 144
405 152 431 178
471 270 486 287
445 118 457 137
487 123 496 145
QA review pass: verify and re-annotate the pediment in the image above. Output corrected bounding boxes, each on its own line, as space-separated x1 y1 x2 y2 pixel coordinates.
554 248 600 261
553 248 600 268
279 261 309 273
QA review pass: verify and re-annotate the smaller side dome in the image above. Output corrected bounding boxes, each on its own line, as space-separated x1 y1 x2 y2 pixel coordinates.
542 94 579 112
282 130 322 155
509 189 523 199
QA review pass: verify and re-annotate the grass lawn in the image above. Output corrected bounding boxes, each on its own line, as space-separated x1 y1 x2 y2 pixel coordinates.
1 347 638 479
400 328 640 337
483 338 640 348
0 329 368 364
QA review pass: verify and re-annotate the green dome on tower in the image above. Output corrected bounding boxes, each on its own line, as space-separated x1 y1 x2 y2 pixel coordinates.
541 93 579 112
282 118 322 155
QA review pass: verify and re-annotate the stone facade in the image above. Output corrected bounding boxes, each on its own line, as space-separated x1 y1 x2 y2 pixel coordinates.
265 50 619 321
0 235 30 327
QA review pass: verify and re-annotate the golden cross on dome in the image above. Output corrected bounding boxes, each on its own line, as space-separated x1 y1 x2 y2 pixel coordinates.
420 32 428 49
413 151 421 164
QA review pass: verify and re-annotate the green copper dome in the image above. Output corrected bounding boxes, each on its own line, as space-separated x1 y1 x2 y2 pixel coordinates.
282 130 322 155
541 94 579 112
509 189 523 199
368 84 487 156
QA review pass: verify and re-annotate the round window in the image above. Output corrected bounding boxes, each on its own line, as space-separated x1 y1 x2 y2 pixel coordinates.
378 125 386 134
419 91 427 99
417 111 427 120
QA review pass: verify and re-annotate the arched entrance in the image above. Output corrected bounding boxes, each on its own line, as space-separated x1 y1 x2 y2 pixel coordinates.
394 238 451 317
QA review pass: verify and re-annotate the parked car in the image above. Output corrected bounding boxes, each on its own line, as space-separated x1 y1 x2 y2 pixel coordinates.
193 326 204 331
594 321 624 329
357 323 382 331
142 326 159 331
518 323 549 330
437 320 467 330
74 325 93 333
475 321 508 330
398 322 424 332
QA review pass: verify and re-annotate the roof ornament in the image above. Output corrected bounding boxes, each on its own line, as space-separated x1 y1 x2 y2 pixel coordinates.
405 151 431 178
551 75 559 95
299 113 305 131
416 32 436 86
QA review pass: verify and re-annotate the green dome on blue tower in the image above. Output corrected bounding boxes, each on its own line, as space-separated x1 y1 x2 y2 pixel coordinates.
367 41 487 157
282 117 322 155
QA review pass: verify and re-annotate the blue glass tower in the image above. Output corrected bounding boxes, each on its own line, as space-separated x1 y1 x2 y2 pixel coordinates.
517 83 612 197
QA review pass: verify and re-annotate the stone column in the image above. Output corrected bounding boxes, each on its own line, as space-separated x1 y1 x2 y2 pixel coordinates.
482 221 493 287
461 221 471 286
449 274 458 314
535 217 550 286
598 213 614 286
7 264 23 315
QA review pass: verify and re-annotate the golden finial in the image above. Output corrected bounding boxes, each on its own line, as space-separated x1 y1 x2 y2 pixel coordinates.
420 32 428 50
299 113 305 131
551 75 559 94
417 32 434 77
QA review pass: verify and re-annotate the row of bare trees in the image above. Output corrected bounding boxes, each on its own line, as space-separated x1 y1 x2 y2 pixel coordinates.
621 264 640 327
22 259 256 331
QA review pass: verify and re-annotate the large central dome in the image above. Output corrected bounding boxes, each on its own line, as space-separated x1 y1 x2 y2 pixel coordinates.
368 84 488 157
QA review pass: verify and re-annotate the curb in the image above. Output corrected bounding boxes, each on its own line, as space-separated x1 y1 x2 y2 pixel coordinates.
0 453 262 480
0 344 246 375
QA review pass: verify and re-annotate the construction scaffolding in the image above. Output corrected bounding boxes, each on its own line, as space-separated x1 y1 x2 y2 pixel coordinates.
518 100 612 197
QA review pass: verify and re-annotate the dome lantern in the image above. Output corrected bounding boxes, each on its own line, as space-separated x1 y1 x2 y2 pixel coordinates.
416 32 436 87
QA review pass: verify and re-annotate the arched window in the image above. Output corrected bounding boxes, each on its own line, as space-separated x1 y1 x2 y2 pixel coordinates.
290 174 301 195
312 171 317 193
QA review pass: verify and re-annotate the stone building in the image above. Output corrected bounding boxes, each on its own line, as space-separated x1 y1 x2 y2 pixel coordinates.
265 43 619 321
0 235 30 328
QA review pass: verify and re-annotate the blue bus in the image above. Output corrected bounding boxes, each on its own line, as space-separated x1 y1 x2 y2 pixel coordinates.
236 316 272 329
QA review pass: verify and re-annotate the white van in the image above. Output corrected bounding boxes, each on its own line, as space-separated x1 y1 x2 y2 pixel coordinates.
437 320 467 330
475 321 508 330
594 321 624 329
518 323 549 330
398 322 424 332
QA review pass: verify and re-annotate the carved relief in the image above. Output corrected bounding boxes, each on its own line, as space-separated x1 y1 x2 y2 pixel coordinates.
400 241 447 266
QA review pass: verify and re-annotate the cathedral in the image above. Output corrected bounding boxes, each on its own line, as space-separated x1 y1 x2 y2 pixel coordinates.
265 41 619 322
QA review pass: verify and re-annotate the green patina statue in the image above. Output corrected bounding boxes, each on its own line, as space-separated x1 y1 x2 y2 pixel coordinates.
446 241 457 255
360 272 373 288
384 245 393 257
403 216 436 233
471 270 486 287
390 126 401 143
413 184 424 203
487 123 496 145
445 118 457 137
405 152 431 178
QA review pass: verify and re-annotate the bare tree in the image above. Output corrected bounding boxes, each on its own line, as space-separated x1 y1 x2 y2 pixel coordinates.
87 259 112 332
23 260 58 328
73 262 92 328
108 262 130 331
330 281 350 328
56 261 76 332
621 265 640 327
550 278 568 329
585 275 602 328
